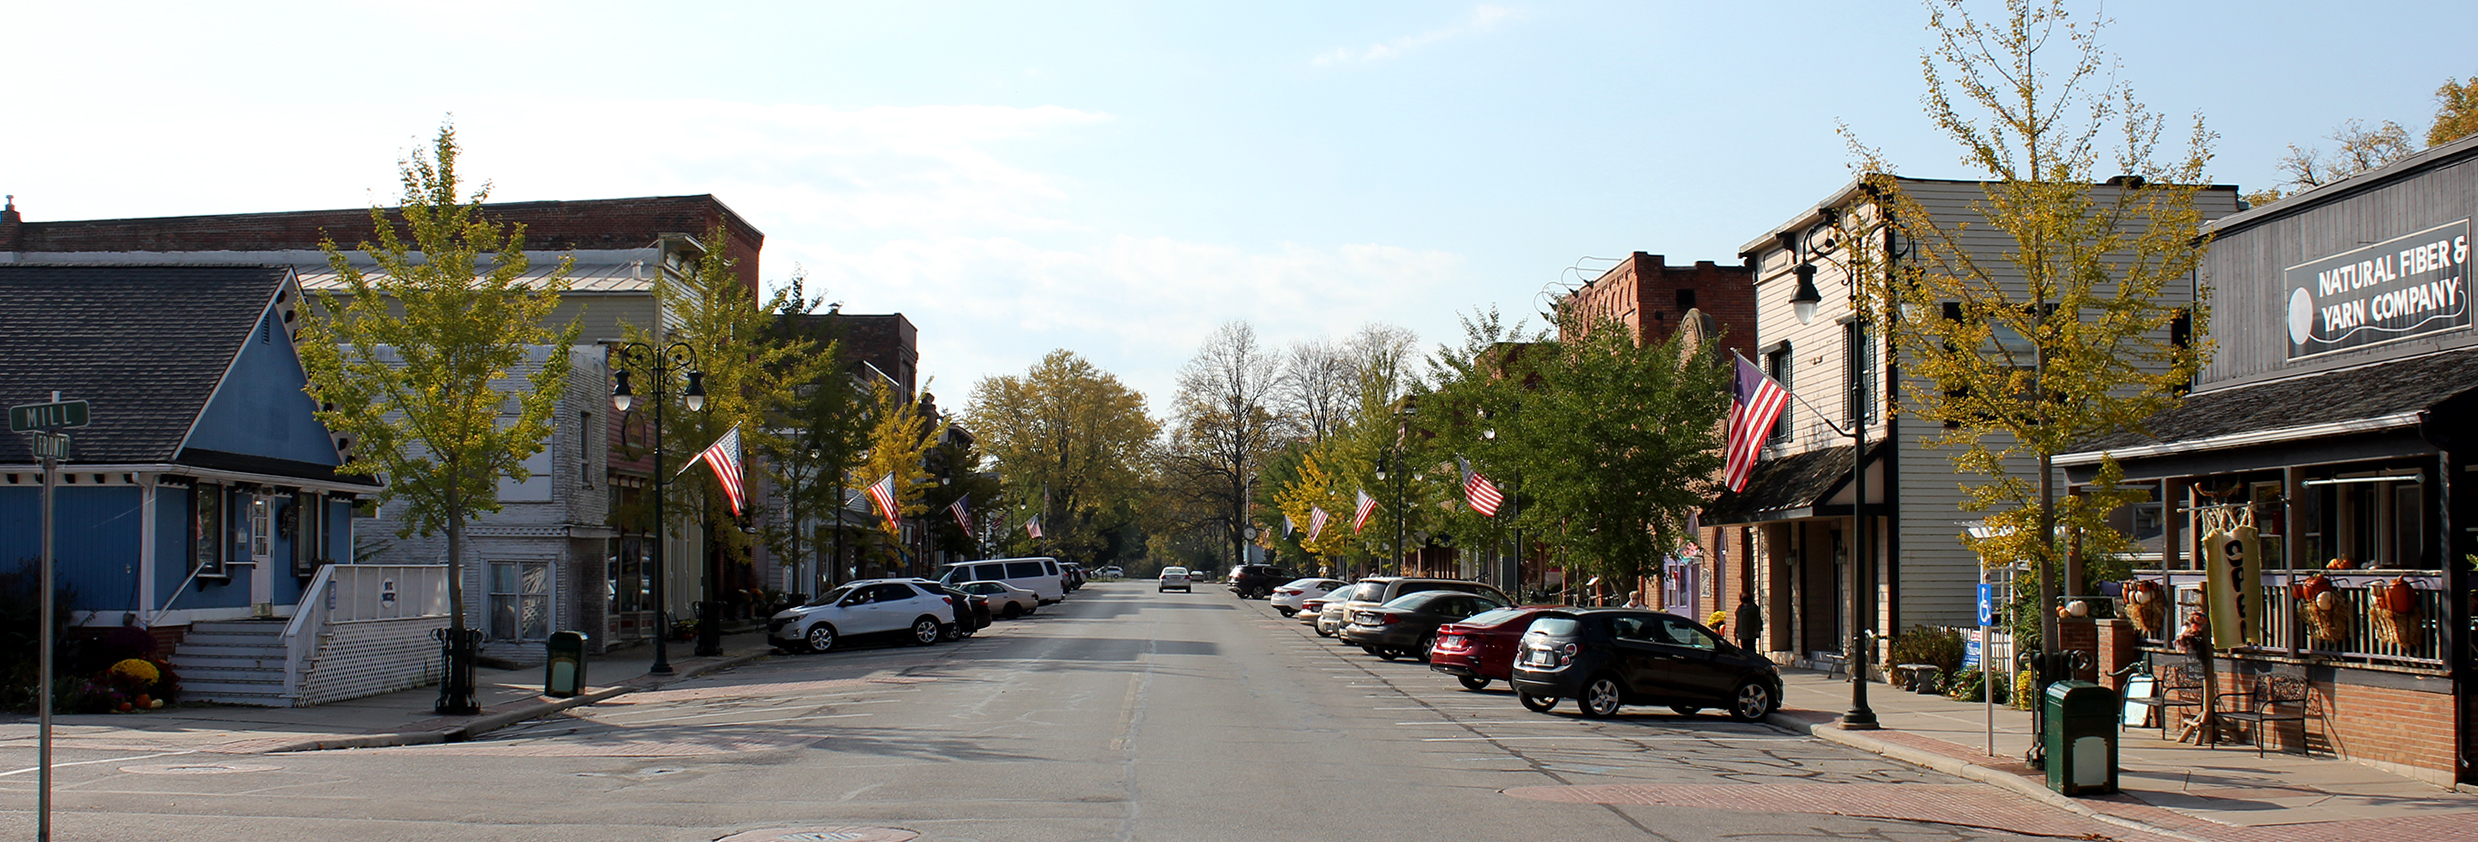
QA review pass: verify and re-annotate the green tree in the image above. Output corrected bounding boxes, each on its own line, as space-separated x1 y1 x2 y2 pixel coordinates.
1846 0 2218 660
854 379 936 572
296 122 580 708
758 288 870 594
1409 308 1547 580
967 350 1158 563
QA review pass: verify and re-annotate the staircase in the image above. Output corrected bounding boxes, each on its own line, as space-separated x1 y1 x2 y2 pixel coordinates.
169 619 294 706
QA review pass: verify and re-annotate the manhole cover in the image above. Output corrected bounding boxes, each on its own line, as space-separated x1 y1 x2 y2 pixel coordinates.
716 828 918 842
121 763 281 775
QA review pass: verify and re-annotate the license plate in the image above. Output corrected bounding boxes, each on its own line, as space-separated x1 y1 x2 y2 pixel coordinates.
1521 650 1550 666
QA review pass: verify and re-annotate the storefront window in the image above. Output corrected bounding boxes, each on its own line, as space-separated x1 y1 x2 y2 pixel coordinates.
489 559 550 641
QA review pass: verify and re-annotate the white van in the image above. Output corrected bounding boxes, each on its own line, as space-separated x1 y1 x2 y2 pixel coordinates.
939 557 1066 604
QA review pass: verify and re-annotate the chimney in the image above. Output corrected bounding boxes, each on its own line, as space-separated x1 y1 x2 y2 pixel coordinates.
0 195 21 255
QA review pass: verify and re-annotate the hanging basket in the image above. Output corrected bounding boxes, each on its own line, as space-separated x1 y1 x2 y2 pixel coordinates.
2367 577 2421 649
2294 574 2344 644
2123 580 2165 636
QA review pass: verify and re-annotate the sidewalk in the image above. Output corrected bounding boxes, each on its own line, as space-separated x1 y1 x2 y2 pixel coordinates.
1768 668 2478 842
0 631 780 757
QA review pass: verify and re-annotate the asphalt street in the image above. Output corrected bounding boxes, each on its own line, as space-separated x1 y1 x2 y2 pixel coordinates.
1 582 2106 841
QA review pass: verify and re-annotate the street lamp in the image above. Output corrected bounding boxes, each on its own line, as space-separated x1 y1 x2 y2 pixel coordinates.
1478 403 1522 596
1789 214 1879 731
611 341 705 674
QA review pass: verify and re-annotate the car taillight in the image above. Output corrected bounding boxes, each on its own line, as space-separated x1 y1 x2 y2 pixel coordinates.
1277 589 1299 595
941 596 954 606
1380 613 1400 625
1558 642 1579 667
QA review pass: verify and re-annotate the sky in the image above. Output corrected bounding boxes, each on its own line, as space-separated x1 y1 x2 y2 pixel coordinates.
9 1 2478 417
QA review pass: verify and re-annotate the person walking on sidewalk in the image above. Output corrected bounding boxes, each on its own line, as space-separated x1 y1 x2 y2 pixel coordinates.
1734 592 1763 654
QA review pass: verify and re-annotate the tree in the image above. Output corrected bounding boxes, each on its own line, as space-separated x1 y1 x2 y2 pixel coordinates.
1845 0 2216 660
854 379 936 573
1166 321 1291 571
1514 313 1729 587
2252 118 2415 205
296 122 579 712
1278 338 1356 446
964 350 1157 562
2431 75 2478 147
759 286 871 595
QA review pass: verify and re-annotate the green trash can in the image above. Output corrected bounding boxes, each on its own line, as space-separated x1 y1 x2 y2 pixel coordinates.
545 630 589 698
2043 679 2119 795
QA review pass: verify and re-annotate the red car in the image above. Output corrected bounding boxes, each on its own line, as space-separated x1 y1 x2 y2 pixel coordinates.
1428 606 1560 691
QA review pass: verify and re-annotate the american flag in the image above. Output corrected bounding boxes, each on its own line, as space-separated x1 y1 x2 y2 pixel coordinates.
1282 514 1296 537
949 495 973 533
1025 515 1043 539
865 471 900 528
679 426 746 516
1724 353 1792 493
1307 507 1330 541
1351 488 1377 533
1459 457 1504 517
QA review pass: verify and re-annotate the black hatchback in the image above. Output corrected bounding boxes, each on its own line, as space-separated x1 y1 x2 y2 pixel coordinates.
1508 608 1781 722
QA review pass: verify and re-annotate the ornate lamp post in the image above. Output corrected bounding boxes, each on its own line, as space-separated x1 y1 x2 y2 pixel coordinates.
610 341 705 675
1789 211 1880 731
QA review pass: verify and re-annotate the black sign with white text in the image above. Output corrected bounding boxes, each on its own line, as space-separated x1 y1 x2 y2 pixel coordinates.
2283 219 2472 360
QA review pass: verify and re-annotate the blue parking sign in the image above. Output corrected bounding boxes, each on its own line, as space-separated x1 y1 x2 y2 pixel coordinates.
1976 583 1995 627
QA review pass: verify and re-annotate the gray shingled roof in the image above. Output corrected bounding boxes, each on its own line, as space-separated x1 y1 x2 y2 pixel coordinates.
1702 442 1871 524
2074 346 2478 453
0 264 288 465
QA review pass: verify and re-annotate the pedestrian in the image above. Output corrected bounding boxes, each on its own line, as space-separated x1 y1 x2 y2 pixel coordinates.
1734 591 1763 653
1624 589 1645 609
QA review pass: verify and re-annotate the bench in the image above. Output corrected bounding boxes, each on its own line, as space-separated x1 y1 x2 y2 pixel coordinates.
2122 664 2205 739
1891 663 1941 692
2217 675 2320 758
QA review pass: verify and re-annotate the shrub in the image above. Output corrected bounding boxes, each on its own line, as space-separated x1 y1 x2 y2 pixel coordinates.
1885 625 1966 676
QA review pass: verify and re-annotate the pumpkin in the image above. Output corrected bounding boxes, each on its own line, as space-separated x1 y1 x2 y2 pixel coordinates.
2381 577 2417 613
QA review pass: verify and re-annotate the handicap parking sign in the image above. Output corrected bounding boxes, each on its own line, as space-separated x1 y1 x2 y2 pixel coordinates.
1976 583 1995 627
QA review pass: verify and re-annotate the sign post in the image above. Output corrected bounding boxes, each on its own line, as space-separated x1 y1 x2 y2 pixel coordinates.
15 393 87 842
1978 579 1996 757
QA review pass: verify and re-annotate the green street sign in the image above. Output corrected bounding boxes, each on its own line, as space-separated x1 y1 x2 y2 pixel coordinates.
9 400 89 433
30 432 71 460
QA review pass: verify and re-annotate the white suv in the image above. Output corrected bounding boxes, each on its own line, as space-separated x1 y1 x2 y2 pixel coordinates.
769 579 955 653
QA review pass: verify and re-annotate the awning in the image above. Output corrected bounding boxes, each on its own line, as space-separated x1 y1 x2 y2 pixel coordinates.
2060 346 2478 481
1702 441 1884 525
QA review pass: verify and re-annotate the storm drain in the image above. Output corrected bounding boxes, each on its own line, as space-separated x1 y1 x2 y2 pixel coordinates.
716 829 917 842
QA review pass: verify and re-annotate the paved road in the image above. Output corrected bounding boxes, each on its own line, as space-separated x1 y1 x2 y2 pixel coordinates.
2 583 2121 841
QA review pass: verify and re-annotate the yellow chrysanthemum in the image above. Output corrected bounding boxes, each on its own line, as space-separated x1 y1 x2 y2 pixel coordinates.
108 659 160 683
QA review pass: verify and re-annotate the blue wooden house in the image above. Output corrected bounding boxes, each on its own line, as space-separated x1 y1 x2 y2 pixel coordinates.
0 264 422 705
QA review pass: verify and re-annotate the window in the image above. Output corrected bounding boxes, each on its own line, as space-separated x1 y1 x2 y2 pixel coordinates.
1763 343 1793 441
291 492 325 576
580 411 595 489
1675 288 1696 310
1659 618 1719 651
192 484 226 577
489 560 551 641
248 495 273 562
1005 561 1045 579
1845 320 1879 426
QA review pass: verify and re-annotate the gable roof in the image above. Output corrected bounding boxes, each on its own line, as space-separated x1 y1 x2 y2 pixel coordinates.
0 264 293 465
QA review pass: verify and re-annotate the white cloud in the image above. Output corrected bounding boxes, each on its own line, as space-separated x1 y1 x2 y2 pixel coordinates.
1313 4 1522 66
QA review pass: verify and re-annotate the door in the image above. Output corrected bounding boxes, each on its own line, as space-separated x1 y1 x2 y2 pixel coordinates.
1650 616 1739 701
248 493 275 610
1604 613 1671 700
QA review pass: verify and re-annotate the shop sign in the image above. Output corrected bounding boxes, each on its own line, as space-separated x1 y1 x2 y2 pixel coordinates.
2284 218 2471 360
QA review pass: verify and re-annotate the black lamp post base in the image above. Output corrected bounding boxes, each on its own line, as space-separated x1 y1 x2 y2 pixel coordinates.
1838 710 1881 730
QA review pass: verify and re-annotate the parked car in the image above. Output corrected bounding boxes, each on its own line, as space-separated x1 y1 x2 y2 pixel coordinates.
1427 605 1561 690
1097 566 1125 580
1508 608 1781 722
1060 562 1087 592
1339 577 1512 623
1159 566 1193 592
1269 577 1346 617
1189 569 1213 584
956 580 1040 619
1310 583 1366 637
938 557 1066 604
1227 564 1296 599
768 579 955 653
1342 590 1511 661
917 580 990 640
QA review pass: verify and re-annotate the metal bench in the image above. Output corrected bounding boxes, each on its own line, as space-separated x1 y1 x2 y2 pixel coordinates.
2217 675 2320 758
2121 664 2205 739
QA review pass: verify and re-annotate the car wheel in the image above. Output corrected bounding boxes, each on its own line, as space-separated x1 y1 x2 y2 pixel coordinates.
941 624 961 642
909 617 942 646
1580 675 1624 718
1003 603 1023 620
1728 681 1776 723
1518 691 1557 713
1315 624 1335 638
1458 675 1490 691
1375 647 1402 661
1415 632 1437 663
1670 705 1702 716
1276 607 1296 617
804 624 837 653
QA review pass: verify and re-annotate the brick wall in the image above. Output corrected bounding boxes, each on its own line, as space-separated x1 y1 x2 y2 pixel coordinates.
1560 252 1757 363
2155 656 2460 785
296 615 451 706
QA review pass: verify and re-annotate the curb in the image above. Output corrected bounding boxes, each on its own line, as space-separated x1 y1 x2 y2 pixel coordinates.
1766 709 2211 842
235 648 776 755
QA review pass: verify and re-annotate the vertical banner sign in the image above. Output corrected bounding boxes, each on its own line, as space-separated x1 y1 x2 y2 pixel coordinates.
2284 219 2471 360
2200 524 2264 648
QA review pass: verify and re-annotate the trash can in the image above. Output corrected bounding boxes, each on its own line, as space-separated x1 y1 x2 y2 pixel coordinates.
2043 679 2119 795
544 630 589 698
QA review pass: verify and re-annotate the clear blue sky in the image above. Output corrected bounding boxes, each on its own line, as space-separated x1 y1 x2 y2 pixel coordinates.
9 1 2474 414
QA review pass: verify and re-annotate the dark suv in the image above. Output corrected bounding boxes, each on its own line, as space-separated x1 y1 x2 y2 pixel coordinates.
1227 565 1295 599
1508 608 1781 722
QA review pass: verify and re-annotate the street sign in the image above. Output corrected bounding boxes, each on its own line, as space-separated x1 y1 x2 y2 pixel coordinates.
29 432 70 460
9 400 89 433
1964 631 1981 668
1976 583 1997 627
